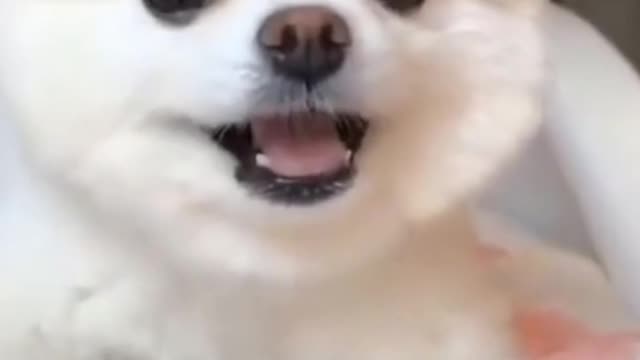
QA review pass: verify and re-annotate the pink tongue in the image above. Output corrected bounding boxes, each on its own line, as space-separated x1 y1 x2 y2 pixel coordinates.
252 117 348 178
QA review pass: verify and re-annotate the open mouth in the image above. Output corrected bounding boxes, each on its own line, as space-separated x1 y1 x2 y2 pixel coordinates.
208 111 369 205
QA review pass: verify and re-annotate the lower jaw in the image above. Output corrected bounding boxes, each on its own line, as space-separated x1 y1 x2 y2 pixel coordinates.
235 161 356 206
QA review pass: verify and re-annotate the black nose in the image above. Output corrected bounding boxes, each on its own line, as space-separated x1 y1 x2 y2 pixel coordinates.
257 6 351 87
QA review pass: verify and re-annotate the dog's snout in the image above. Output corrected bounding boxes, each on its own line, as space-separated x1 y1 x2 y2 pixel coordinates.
257 6 351 87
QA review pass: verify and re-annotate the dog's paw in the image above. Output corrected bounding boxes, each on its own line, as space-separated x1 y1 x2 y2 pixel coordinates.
0 276 158 360
48 279 159 360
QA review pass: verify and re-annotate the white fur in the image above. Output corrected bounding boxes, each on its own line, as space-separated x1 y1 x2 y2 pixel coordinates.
0 0 628 359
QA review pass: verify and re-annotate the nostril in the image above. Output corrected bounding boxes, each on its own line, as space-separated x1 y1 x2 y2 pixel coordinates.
323 19 351 48
259 22 297 51
320 25 335 49
319 24 350 55
280 25 299 53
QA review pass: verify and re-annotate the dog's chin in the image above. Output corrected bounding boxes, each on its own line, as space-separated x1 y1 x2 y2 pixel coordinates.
172 189 407 281
155 126 413 280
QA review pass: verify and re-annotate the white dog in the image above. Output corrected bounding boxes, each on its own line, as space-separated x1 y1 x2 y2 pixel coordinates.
0 0 630 359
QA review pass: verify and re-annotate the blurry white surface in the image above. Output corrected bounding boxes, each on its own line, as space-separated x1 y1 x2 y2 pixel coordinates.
479 128 597 259
482 4 640 315
0 101 24 192
545 4 640 315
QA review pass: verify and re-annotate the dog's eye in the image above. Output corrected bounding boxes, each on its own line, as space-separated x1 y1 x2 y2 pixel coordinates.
144 0 206 14
378 0 426 13
143 0 207 24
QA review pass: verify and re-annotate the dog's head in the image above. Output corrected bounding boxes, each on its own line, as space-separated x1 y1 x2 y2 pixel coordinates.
0 0 543 279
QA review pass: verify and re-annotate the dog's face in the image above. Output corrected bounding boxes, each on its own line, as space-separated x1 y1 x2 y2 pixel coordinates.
0 0 542 278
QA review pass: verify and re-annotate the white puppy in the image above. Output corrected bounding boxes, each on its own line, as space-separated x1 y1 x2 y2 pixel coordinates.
0 0 630 359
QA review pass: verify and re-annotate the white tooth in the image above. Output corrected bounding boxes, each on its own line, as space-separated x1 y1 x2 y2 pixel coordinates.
344 150 353 162
256 153 271 168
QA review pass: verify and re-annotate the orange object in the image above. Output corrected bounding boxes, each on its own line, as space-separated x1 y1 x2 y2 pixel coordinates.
476 243 639 359
514 306 639 359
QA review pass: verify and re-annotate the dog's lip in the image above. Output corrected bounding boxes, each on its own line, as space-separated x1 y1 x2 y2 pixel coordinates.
208 110 369 179
206 110 369 204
